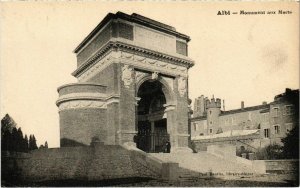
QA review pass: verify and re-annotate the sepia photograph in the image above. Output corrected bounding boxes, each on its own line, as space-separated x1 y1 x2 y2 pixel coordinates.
0 1 299 187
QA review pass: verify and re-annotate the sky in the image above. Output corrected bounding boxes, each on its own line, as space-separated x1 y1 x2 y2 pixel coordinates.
1 2 299 148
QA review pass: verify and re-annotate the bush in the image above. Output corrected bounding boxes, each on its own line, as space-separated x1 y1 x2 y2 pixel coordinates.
255 144 283 160
236 146 253 158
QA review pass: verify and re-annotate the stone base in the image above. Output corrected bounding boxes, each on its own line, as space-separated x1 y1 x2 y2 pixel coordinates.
161 163 179 181
122 142 140 151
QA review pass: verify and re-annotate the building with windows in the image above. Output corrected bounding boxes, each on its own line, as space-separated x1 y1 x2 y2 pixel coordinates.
191 88 299 151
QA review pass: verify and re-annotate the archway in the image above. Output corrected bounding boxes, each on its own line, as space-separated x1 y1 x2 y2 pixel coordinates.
135 80 170 153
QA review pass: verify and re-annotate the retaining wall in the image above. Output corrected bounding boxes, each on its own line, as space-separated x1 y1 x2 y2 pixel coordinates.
1 143 159 182
264 160 299 174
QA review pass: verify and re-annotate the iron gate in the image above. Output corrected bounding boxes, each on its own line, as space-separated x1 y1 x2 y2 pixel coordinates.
135 131 170 153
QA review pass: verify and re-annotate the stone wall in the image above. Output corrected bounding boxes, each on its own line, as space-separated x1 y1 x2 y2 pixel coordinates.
1 144 159 182
192 134 262 152
60 108 107 146
264 160 299 174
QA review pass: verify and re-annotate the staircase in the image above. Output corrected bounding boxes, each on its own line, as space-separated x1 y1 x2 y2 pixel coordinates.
150 151 256 180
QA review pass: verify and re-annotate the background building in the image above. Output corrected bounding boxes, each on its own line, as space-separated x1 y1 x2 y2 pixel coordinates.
191 88 299 151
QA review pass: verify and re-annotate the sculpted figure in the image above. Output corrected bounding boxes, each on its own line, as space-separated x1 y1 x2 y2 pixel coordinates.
122 64 134 88
151 71 159 80
178 76 187 97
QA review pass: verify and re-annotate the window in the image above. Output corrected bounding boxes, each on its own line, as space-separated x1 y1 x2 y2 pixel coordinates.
261 113 268 122
284 105 294 115
209 111 212 115
248 112 252 120
209 129 213 134
193 123 197 131
272 107 279 117
210 121 212 124
176 40 188 56
264 129 270 138
264 113 269 122
274 125 280 134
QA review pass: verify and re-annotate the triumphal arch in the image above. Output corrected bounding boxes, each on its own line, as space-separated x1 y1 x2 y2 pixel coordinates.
56 12 194 153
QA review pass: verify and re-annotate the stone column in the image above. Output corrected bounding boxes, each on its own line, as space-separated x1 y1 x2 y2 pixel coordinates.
164 104 178 152
119 64 137 145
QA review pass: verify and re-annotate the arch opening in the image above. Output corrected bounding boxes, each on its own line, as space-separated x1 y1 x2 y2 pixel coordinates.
135 80 170 153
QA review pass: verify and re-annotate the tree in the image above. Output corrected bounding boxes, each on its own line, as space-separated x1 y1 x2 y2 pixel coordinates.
24 134 29 152
1 114 17 137
29 134 38 150
281 126 299 159
16 128 24 152
29 135 34 150
1 128 11 151
44 141 48 149
11 127 18 151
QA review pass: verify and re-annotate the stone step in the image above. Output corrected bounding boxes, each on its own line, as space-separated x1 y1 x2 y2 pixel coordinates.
150 151 255 179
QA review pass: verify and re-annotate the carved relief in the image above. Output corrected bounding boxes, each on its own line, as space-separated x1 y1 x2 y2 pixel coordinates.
78 51 189 82
122 64 134 88
161 76 174 92
151 71 159 80
121 51 134 59
135 71 148 83
58 100 106 111
178 76 187 97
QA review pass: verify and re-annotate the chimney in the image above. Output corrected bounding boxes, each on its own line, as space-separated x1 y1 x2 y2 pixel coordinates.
241 101 244 109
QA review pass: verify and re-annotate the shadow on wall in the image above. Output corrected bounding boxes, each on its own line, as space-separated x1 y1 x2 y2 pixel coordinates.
60 138 88 147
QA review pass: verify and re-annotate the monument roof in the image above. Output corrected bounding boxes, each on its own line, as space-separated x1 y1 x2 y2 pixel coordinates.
74 11 191 53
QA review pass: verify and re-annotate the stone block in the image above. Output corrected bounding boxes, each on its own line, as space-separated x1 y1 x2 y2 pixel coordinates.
241 153 247 159
253 160 266 174
161 162 179 181
248 153 255 160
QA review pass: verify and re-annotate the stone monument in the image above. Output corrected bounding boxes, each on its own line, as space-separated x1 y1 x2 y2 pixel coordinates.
56 12 194 153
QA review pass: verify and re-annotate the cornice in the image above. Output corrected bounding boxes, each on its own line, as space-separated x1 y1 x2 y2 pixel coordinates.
56 94 121 111
56 93 108 106
116 41 194 67
72 41 194 78
57 83 107 92
72 42 116 77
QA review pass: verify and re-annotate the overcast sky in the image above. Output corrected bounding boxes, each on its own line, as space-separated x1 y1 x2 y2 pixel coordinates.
1 2 298 147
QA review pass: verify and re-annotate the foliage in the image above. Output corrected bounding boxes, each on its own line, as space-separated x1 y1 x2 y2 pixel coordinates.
236 146 253 158
1 114 17 137
281 125 299 159
29 135 38 150
255 144 283 160
1 126 29 152
1 113 46 152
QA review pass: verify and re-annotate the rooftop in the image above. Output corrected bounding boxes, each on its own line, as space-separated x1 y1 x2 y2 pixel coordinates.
220 104 269 116
192 129 260 140
74 11 190 53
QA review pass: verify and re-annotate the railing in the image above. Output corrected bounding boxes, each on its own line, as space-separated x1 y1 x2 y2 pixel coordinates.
135 132 170 153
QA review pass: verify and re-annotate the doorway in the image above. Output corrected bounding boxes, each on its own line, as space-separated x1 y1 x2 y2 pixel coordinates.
136 80 170 153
